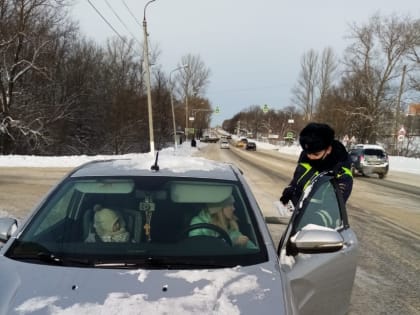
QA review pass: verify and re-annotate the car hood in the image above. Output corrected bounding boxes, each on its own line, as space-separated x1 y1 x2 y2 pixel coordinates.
0 256 286 315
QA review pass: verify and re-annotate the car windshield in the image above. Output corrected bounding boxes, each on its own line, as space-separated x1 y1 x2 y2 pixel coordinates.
6 176 267 268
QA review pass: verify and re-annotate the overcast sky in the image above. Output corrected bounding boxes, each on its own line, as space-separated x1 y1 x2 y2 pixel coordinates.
71 0 420 126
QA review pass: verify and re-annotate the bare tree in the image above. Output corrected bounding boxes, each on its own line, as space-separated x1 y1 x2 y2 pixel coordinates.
342 13 419 143
291 49 319 121
291 47 338 123
406 19 420 92
98 37 146 154
318 47 338 105
50 38 108 155
175 54 211 132
0 0 72 154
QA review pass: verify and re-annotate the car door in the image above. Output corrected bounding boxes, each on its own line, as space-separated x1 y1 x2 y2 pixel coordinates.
278 173 358 315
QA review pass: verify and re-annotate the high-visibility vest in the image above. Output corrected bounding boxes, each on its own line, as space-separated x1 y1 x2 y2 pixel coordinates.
297 162 352 191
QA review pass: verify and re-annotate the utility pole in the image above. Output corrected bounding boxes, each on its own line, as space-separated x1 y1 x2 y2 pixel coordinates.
394 64 407 154
143 0 156 155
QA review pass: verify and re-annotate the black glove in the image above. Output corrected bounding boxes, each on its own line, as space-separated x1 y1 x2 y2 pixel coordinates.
332 164 343 177
280 186 295 205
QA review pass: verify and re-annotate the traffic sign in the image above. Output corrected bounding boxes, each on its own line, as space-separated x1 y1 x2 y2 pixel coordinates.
262 104 269 113
398 127 406 136
185 128 195 135
397 134 405 142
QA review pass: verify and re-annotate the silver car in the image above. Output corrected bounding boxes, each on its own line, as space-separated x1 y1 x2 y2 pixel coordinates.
220 140 230 149
349 144 389 179
0 156 358 315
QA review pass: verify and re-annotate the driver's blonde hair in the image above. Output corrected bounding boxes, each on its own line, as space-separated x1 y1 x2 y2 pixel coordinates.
208 205 239 232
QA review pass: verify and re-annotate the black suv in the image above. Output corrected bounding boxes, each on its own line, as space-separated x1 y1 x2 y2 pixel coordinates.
348 144 389 179
245 141 257 151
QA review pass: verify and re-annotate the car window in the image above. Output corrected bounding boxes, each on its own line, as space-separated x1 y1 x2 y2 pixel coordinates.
364 149 385 157
349 149 361 155
7 177 267 267
295 179 342 231
33 182 81 236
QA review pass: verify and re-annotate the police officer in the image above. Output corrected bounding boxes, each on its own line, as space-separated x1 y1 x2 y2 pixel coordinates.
280 122 353 207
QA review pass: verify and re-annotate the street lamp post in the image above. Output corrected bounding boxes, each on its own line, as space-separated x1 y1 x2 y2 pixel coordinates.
286 111 295 144
169 65 188 150
287 112 294 126
185 91 189 140
143 0 156 155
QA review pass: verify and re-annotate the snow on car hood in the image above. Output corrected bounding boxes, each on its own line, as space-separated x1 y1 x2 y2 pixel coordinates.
0 257 285 315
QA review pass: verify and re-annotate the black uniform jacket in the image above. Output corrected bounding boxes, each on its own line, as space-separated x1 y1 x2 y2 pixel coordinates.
280 140 353 207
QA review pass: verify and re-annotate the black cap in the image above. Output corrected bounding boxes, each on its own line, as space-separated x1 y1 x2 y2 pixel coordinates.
299 123 335 153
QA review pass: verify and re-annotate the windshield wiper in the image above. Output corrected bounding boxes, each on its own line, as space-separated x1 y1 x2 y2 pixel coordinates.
100 257 237 269
93 257 171 269
94 262 140 268
36 252 93 266
37 252 63 265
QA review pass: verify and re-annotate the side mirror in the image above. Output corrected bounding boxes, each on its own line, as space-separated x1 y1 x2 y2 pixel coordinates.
291 228 344 254
0 217 18 243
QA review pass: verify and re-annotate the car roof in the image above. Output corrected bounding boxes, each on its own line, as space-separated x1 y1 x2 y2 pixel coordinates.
69 155 240 181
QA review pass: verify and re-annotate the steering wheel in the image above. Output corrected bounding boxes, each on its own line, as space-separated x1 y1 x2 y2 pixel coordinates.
180 223 232 247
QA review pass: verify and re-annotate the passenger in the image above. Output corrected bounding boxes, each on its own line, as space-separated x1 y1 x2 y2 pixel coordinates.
86 206 130 242
189 196 257 249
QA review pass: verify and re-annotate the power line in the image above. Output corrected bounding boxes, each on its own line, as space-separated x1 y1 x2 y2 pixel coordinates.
122 0 142 28
86 0 128 45
104 0 142 47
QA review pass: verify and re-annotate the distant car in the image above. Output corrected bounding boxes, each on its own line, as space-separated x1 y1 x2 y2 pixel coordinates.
349 144 389 178
220 140 230 149
0 156 357 314
236 138 248 148
245 141 257 151
201 135 219 143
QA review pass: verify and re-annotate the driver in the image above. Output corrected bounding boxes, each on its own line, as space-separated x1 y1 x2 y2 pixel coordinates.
189 196 256 249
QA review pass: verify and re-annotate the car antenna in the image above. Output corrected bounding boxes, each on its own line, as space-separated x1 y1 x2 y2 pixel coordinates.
151 151 159 171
